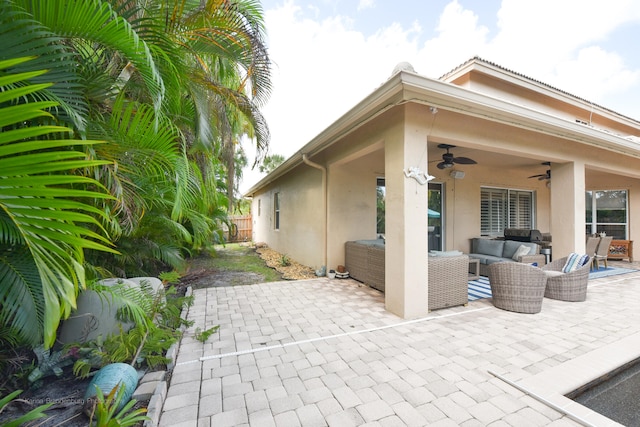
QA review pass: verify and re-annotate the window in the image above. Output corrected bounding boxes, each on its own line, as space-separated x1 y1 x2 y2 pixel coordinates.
481 187 534 236
273 192 280 230
586 190 627 239
258 199 261 216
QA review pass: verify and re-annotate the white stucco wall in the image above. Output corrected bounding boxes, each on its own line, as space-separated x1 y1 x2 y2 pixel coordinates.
251 164 325 270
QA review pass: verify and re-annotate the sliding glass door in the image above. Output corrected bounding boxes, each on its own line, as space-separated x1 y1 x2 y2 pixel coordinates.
428 182 443 251
376 178 443 250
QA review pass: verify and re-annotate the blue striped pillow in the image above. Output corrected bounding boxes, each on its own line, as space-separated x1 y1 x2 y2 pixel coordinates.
578 254 590 267
562 253 588 273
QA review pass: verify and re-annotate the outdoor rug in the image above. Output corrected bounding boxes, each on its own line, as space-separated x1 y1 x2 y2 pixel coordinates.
468 277 492 301
468 266 639 301
589 266 637 279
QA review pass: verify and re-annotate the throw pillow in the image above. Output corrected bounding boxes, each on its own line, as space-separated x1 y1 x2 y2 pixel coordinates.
562 253 585 273
578 254 590 267
512 244 531 260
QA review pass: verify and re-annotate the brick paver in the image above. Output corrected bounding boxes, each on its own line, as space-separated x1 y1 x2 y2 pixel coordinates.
160 266 640 426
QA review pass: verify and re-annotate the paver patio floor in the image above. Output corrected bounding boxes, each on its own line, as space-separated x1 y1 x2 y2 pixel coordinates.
159 264 640 427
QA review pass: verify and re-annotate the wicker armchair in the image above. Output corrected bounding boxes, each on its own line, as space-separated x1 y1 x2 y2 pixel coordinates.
542 256 591 302
487 262 547 313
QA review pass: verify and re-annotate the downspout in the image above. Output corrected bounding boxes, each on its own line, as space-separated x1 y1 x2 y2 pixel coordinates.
302 154 328 272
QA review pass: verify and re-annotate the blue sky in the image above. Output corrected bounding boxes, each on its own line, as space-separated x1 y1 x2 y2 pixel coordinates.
241 0 640 191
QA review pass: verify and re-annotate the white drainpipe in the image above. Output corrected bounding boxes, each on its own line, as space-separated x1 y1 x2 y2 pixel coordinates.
302 154 328 272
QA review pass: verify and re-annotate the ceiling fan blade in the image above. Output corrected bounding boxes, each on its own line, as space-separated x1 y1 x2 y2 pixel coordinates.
436 162 448 169
528 174 544 179
452 157 477 165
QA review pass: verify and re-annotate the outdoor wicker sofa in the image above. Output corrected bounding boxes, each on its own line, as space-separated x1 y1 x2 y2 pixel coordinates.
344 240 385 292
542 256 592 302
487 262 548 314
344 240 468 310
468 238 546 276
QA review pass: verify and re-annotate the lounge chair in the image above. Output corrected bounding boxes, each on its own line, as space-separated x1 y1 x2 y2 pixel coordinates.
542 255 591 302
487 262 547 314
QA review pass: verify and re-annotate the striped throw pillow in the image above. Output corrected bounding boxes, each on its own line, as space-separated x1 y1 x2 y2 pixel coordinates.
562 253 587 273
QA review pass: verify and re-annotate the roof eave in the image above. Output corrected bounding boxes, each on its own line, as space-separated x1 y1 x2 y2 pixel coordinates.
245 70 640 196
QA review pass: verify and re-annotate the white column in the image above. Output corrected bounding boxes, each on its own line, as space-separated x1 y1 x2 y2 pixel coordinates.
550 161 586 257
384 106 429 318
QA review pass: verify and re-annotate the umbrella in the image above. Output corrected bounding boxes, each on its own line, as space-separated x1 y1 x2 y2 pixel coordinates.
428 208 440 218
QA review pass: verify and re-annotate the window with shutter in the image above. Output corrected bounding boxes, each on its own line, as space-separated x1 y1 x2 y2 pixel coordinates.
481 187 534 236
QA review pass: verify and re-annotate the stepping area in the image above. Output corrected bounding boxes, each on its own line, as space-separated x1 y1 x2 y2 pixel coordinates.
159 263 640 426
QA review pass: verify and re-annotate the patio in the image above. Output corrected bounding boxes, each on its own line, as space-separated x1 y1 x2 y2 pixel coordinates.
159 262 640 426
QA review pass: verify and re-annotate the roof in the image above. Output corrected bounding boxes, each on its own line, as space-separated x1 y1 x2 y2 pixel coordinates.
244 57 640 197
440 56 640 126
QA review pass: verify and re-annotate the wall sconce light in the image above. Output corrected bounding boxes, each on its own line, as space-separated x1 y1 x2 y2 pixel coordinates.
450 170 465 179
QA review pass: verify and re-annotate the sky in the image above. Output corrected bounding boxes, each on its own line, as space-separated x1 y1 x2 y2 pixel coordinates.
240 0 640 192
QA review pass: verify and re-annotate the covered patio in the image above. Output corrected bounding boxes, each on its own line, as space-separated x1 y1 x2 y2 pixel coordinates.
247 58 640 319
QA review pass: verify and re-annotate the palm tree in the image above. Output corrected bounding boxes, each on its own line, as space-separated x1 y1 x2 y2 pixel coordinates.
0 0 272 346
0 57 115 347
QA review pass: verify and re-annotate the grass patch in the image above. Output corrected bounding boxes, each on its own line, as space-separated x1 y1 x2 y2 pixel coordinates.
188 243 282 282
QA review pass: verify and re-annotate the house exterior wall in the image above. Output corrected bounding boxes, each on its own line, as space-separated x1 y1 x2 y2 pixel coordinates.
251 99 640 270
251 164 325 270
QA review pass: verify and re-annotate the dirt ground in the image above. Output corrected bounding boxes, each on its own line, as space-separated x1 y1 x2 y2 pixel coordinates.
176 244 317 293
0 244 316 427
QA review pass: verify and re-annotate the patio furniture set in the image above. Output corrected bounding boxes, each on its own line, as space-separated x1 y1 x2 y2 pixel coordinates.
488 255 591 314
345 238 593 315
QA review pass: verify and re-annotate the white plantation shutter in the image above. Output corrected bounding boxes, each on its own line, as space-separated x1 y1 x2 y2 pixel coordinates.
481 188 506 235
481 188 534 235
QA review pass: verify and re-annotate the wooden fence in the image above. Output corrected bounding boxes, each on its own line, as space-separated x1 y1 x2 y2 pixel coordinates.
224 214 252 242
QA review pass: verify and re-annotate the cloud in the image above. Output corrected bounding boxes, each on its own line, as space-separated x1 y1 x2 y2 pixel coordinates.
487 0 640 90
357 0 375 12
416 0 490 77
554 46 640 101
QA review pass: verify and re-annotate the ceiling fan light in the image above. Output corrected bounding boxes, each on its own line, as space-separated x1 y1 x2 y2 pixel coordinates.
443 162 453 168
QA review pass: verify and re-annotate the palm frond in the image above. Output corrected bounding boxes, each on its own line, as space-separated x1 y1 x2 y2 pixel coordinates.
0 3 87 130
0 57 116 347
19 0 165 111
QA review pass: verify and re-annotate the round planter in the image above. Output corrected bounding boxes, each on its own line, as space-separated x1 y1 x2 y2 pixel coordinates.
58 278 139 345
84 363 138 412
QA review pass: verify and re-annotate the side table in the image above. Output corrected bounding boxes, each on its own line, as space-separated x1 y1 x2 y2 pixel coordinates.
468 258 480 280
609 240 633 262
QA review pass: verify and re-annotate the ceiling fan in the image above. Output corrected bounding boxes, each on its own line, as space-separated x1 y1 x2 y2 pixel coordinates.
528 162 551 180
435 144 477 169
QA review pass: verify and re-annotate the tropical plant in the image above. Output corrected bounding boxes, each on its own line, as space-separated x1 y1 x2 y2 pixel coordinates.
86 383 149 427
71 284 193 378
0 57 116 348
0 0 272 349
0 390 52 427
259 153 285 174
